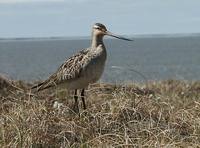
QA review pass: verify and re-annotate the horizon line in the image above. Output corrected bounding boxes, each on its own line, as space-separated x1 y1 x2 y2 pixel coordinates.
1 32 200 40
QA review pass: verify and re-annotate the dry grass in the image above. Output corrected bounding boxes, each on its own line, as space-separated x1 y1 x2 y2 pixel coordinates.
0 78 200 147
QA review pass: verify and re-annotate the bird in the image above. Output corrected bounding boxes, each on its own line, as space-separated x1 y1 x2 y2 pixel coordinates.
31 23 133 113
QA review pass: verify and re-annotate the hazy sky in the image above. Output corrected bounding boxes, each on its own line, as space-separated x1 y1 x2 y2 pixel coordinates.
0 0 200 38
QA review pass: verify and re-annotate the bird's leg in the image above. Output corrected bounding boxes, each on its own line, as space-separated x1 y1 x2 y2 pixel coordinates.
73 89 79 113
81 89 86 109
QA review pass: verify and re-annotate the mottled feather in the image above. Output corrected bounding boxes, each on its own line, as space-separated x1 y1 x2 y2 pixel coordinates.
31 23 131 92
32 48 90 91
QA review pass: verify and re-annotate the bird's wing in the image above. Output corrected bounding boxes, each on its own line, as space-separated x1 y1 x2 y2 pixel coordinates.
31 48 90 91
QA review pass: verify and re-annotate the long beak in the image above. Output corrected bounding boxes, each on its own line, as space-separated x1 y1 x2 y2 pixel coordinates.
105 31 133 41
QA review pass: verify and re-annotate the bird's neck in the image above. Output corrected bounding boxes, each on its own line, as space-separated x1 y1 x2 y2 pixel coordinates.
91 34 104 48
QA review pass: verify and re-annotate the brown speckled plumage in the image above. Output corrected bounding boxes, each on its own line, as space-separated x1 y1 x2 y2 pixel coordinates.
31 23 132 112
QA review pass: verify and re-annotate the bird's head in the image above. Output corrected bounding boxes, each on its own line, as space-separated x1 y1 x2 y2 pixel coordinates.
92 23 133 41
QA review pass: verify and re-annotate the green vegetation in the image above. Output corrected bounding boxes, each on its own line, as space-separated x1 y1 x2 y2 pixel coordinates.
0 77 200 147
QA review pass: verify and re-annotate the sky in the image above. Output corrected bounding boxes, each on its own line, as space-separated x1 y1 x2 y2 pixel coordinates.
0 0 200 38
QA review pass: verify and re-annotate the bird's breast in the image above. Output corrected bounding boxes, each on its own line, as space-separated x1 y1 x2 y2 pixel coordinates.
83 46 107 83
64 45 107 90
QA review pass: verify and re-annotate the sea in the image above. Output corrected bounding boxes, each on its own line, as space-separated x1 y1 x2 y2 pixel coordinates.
0 35 200 83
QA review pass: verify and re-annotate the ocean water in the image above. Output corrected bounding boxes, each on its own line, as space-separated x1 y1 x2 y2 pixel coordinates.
0 36 200 83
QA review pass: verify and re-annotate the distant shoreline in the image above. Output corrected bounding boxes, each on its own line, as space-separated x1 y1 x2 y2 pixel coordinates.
1 33 200 41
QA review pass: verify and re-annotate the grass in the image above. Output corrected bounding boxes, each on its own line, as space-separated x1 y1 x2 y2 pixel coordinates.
0 77 200 147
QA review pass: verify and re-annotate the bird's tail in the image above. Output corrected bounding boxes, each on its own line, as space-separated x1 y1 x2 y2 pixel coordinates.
31 74 57 92
31 82 43 92
31 81 52 92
